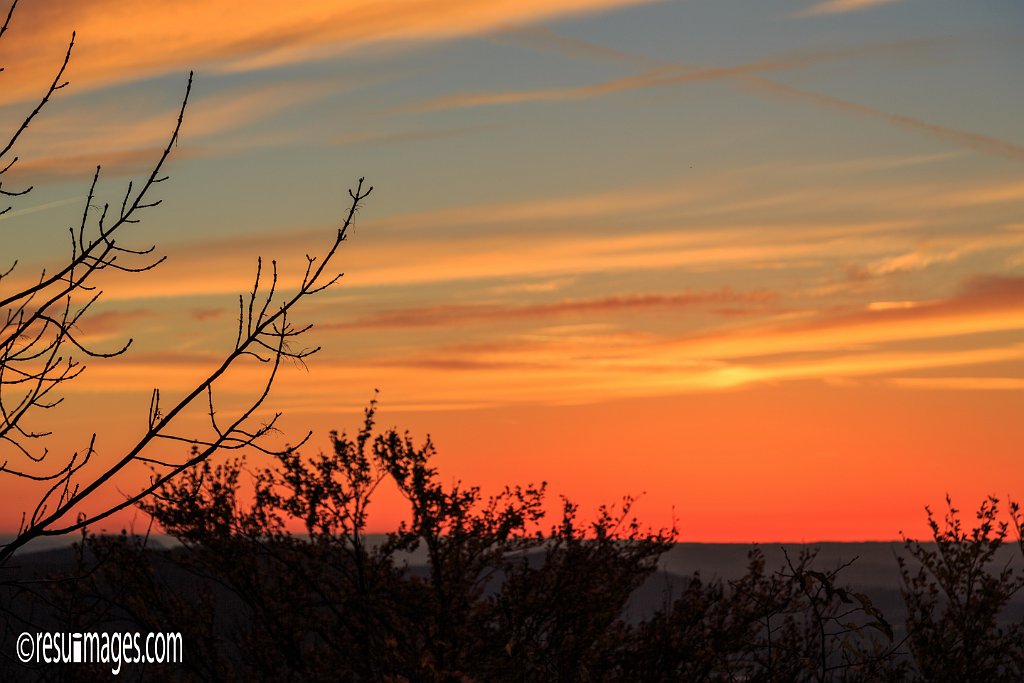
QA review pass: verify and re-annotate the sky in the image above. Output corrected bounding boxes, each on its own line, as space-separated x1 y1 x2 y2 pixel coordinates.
0 0 1022 542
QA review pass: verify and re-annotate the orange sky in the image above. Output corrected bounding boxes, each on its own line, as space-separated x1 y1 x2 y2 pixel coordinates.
1 0 1022 543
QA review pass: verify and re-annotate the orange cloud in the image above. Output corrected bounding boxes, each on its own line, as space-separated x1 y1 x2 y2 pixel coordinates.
939 182 1024 207
797 0 905 17
663 274 1024 362
67 337 1024 414
60 275 1024 411
489 277 576 294
8 146 201 181
4 202 916 301
11 194 1006 305
73 308 152 337
322 288 780 331
888 377 1024 390
190 308 224 322
0 0 659 105
7 79 332 180
866 226 1024 275
6 154 1020 309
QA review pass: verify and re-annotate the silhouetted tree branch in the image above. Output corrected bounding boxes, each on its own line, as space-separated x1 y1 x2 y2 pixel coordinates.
0 0 372 565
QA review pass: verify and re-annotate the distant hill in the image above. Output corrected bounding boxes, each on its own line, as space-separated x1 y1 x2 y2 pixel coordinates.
5 536 1023 625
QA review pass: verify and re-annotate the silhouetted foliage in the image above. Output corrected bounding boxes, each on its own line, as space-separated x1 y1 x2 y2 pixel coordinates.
123 401 676 681
2 402 1023 680
3 7 1022 681
897 496 1024 682
618 547 905 682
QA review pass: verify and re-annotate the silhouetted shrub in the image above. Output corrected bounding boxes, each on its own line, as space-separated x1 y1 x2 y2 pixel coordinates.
898 496 1024 682
8 407 1024 682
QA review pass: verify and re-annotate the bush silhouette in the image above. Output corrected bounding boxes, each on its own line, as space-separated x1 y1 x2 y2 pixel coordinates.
897 496 1024 682
16 404 1023 682
124 402 675 681
0 400 1018 681
4 6 1021 682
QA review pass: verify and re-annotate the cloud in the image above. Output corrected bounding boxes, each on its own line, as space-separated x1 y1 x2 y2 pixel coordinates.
797 0 906 17
354 274 1024 404
504 25 1024 162
866 226 1024 275
334 125 493 147
491 25 657 66
1 167 925 298
323 288 780 331
7 79 332 180
938 182 1024 207
396 64 682 112
57 274 1024 409
380 183 706 229
888 377 1024 391
7 146 204 181
959 272 1024 300
69 308 153 345
191 308 225 322
0 199 947 302
489 277 576 294
0 0 660 105
0 196 80 222
72 340 1024 410
6 155 1019 305
746 79 1024 161
665 274 1024 362
866 300 925 311
341 220 910 290
398 40 935 113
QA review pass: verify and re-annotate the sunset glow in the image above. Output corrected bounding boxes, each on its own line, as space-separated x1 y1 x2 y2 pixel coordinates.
1 0 1021 542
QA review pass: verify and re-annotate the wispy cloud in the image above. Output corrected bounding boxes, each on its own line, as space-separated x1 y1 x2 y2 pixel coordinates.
71 308 153 345
398 40 935 113
65 275 1024 408
746 79 1024 161
7 155 1019 304
662 274 1024 362
0 0 660 105
323 288 780 331
489 277 576 295
888 376 1024 391
504 25 1024 161
866 226 1024 275
191 308 225 322
491 25 657 66
334 125 493 147
8 80 333 179
8 146 205 181
797 0 906 18
938 182 1024 207
0 196 80 222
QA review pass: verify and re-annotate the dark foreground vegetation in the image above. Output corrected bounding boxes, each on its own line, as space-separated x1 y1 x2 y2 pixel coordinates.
4 3 1020 680
2 405 1023 682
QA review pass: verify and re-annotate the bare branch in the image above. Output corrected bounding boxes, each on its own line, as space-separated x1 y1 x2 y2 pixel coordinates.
0 0 371 568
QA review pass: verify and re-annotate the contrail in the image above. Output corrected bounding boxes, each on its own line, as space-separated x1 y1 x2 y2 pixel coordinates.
744 76 1024 161
497 27 1024 162
0 196 80 222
